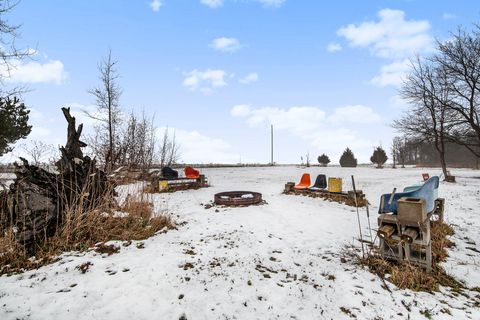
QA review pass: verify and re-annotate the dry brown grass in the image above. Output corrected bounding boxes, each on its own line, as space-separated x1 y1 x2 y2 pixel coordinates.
0 192 175 275
431 221 455 263
356 220 464 292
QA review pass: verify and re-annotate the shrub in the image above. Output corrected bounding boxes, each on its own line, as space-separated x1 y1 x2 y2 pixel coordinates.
339 148 357 167
0 97 32 156
317 154 330 166
370 146 388 168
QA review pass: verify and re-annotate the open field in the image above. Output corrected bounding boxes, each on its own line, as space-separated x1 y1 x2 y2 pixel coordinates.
0 166 479 319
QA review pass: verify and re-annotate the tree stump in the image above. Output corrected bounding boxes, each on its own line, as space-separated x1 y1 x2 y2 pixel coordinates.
1 107 112 253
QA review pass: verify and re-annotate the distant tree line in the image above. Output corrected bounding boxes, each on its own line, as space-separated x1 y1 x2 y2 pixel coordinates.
391 137 479 169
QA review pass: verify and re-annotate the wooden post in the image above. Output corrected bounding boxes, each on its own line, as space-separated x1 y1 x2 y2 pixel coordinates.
284 182 295 193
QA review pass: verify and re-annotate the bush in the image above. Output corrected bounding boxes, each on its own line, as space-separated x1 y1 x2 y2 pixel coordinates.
370 146 388 168
317 154 330 166
339 148 357 167
0 97 32 156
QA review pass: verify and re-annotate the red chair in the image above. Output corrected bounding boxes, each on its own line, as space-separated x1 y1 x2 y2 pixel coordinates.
422 173 430 181
294 173 311 190
184 166 200 179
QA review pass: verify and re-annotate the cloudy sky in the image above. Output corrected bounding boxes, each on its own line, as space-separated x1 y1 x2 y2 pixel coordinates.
1 0 478 164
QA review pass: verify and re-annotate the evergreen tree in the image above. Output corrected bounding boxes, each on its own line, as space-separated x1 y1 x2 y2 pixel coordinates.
317 154 330 166
0 97 32 156
339 148 357 167
370 146 388 168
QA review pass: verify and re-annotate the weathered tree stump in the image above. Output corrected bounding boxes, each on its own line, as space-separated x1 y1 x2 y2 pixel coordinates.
1 107 112 253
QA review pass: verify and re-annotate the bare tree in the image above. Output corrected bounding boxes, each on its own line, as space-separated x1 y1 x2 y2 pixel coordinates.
158 128 180 167
20 140 56 166
391 136 407 168
168 131 179 165
0 0 34 96
394 57 454 178
120 110 156 170
391 140 397 169
86 50 123 172
433 27 480 157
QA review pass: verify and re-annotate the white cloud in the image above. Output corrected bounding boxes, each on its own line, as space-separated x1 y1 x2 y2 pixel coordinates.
258 0 285 7
233 104 381 131
309 127 375 162
442 13 456 20
231 104 380 163
337 9 433 59
201 0 285 8
327 43 342 53
328 105 381 124
337 9 432 87
149 0 162 11
64 102 101 128
157 127 238 163
239 72 258 84
231 105 326 135
182 69 228 94
201 0 223 8
2 59 67 84
209 37 241 53
370 59 410 87
231 104 251 117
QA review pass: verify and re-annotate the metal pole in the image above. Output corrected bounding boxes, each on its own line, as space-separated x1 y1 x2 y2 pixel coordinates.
351 175 365 258
365 201 373 245
271 124 274 166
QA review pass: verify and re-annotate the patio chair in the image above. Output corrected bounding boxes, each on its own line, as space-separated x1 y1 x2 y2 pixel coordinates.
161 166 179 179
294 173 311 190
378 176 439 214
309 174 327 191
184 166 200 179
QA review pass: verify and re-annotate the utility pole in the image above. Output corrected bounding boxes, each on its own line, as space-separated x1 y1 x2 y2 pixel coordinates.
270 124 274 166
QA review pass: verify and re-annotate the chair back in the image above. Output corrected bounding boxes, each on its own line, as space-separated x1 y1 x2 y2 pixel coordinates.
298 173 311 186
312 174 327 189
161 167 179 179
184 166 200 179
378 176 439 214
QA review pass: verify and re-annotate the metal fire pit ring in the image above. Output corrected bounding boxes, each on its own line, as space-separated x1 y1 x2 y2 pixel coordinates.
214 191 263 206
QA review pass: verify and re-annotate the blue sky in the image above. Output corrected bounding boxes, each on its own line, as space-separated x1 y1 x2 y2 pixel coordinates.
2 0 479 164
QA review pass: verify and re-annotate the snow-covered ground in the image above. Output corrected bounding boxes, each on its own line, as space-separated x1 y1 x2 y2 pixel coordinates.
0 166 479 319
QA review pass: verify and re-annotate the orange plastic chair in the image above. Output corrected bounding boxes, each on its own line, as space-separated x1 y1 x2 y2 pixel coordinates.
294 173 311 190
184 166 200 179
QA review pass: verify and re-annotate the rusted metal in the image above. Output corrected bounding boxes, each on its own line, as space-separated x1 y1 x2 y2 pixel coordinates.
214 191 262 206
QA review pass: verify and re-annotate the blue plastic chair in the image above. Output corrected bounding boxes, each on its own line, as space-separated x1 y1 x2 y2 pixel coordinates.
309 174 327 191
378 176 439 214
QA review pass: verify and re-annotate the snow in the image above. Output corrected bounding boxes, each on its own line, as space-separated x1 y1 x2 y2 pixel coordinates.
0 166 479 319
0 173 15 190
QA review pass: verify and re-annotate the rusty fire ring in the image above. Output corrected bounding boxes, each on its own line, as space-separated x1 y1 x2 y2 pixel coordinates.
214 191 263 206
